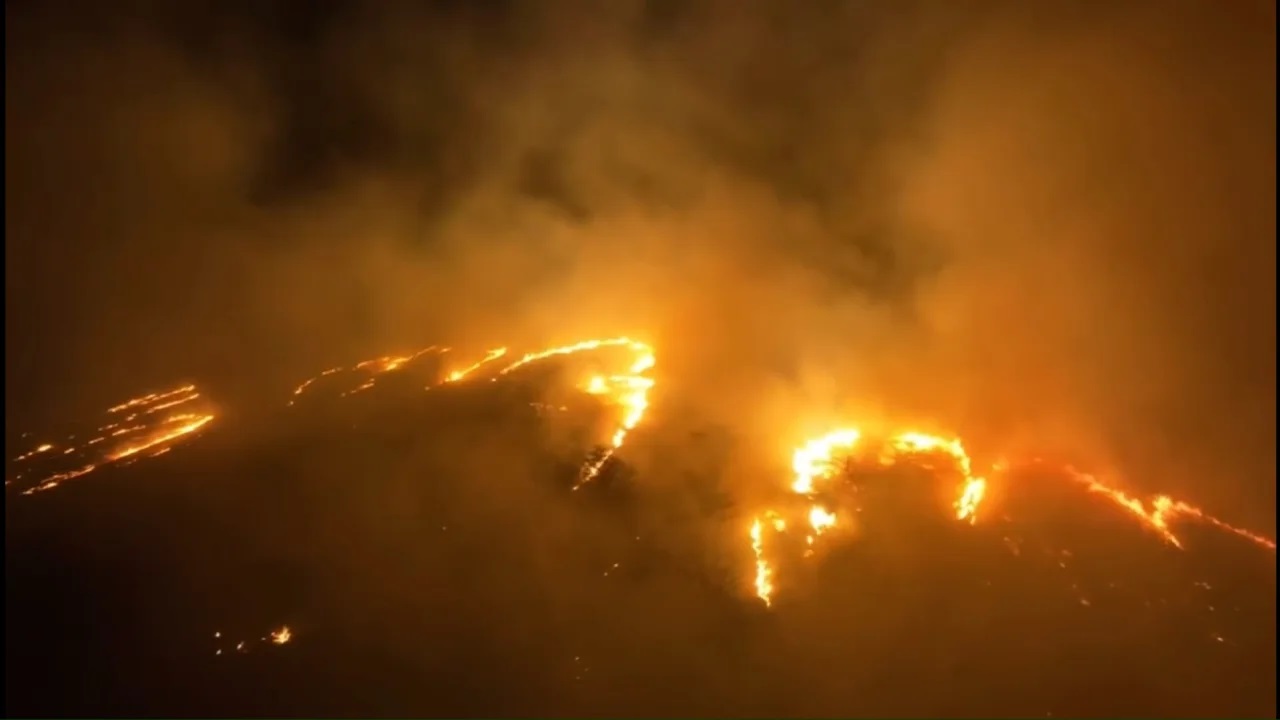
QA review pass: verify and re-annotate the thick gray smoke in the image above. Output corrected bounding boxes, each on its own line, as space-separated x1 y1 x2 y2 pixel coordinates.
6 0 1274 523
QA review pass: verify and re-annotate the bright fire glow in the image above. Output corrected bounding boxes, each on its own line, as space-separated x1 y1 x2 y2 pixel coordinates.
497 338 656 489
32 340 1268 620
745 427 1269 606
10 384 216 495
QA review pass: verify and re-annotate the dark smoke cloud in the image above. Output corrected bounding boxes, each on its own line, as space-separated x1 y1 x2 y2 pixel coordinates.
6 0 1274 554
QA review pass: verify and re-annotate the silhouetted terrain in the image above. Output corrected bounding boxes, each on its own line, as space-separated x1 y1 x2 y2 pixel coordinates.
7 369 1275 717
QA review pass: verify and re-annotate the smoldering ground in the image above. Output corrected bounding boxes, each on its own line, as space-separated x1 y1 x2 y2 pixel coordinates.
5 0 1276 716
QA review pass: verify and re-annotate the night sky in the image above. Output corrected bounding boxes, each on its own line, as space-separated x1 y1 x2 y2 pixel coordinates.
5 0 1276 717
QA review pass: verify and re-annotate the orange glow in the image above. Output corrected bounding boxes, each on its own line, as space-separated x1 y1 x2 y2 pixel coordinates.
746 427 1270 606
290 346 444 404
12 384 216 495
497 338 656 489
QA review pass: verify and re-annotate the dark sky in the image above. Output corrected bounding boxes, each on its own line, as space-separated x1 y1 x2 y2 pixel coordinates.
5 0 1276 535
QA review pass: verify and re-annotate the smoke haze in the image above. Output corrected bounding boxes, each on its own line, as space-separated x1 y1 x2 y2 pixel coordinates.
6 2 1277 716
10 0 1272 524
5 0 1276 667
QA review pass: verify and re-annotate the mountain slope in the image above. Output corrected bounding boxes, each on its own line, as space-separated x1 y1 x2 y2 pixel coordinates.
6 344 1275 718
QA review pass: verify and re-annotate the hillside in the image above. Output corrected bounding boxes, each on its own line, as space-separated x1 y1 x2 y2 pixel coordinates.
6 343 1275 718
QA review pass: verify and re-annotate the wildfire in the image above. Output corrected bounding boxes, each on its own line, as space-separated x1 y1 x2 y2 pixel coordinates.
283 337 656 488
885 432 989 525
289 346 444 404
9 384 216 495
750 427 995 604
17 336 1270 624
443 347 508 383
1061 466 1277 551
278 341 1279 609
496 338 656 489
791 429 861 494
750 518 774 607
745 427 1271 606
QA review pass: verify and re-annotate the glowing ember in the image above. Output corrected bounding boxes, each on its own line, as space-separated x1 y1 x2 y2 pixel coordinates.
270 626 292 645
213 625 294 656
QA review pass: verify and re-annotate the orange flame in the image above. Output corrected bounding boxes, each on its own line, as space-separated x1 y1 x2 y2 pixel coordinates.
13 384 216 495
496 338 656 489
